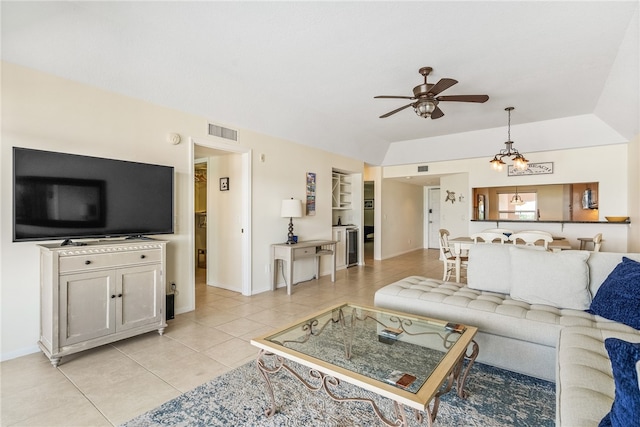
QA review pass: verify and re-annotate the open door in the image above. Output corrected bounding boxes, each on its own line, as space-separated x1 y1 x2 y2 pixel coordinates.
190 138 252 296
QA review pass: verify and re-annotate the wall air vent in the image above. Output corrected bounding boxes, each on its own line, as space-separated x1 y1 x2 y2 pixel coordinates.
208 123 238 141
417 165 428 172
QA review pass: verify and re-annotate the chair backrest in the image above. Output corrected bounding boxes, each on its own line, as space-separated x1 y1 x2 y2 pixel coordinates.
482 228 514 236
438 229 453 258
593 233 603 252
470 232 508 244
520 230 553 238
509 232 553 249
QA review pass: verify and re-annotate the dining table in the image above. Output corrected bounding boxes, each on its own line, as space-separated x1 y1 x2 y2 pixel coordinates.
448 236 573 283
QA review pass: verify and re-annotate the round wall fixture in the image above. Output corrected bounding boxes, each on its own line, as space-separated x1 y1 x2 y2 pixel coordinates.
167 133 182 145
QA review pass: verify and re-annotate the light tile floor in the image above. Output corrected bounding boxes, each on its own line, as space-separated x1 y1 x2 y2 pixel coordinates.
1 248 447 426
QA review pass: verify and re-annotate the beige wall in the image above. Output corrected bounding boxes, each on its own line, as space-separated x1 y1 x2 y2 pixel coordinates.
383 144 636 252
1 62 363 360
439 173 469 239
629 135 640 252
379 179 424 259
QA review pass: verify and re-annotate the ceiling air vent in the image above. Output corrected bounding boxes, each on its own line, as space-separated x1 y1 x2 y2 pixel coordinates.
208 123 238 141
417 165 428 172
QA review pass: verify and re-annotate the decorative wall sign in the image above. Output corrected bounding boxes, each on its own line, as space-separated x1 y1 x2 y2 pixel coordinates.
364 199 374 209
219 177 229 191
306 172 316 216
508 162 554 176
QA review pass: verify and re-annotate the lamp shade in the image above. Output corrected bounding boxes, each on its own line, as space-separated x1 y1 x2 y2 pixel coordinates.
281 199 302 218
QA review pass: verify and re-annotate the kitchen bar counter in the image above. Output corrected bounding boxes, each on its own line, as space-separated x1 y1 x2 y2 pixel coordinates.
472 219 629 225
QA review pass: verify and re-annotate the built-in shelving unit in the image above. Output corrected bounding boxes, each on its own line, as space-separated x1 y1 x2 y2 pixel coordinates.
332 171 352 210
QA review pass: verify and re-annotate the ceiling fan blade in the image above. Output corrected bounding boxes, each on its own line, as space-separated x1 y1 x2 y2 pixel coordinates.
437 94 489 103
374 95 415 99
379 102 414 118
430 105 445 119
428 78 458 96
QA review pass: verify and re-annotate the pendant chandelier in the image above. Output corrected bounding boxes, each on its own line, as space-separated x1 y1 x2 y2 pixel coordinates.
490 107 528 172
510 187 525 205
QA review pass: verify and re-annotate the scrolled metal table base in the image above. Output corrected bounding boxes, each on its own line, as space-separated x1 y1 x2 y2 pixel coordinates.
256 350 409 426
256 339 479 427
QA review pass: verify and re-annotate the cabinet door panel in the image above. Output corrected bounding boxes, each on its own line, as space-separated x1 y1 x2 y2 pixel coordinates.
117 265 162 331
60 272 115 346
332 229 347 269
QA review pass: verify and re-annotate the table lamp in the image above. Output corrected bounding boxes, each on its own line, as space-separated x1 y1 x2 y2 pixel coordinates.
281 198 302 245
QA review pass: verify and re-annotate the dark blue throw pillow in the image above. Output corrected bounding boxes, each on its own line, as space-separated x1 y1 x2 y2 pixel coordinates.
599 338 640 427
588 257 640 329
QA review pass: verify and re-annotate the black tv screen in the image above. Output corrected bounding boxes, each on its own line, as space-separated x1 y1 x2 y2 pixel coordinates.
13 147 174 242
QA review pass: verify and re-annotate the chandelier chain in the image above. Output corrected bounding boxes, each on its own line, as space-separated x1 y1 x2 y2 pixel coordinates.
507 108 511 142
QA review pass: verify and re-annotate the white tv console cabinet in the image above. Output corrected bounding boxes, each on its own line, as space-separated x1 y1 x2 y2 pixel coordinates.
38 239 168 367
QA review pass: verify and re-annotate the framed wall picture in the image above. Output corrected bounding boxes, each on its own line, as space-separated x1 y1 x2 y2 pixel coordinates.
306 172 316 215
364 199 374 209
219 177 229 191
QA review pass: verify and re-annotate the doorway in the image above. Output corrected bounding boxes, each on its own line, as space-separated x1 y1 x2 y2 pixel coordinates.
194 159 208 288
190 138 252 299
364 181 374 261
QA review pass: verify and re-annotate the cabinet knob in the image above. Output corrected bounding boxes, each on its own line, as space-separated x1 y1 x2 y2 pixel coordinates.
118 294 123 298
111 295 116 299
85 260 92 265
140 254 146 259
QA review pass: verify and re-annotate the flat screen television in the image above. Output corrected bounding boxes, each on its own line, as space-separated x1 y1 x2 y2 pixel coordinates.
13 147 174 243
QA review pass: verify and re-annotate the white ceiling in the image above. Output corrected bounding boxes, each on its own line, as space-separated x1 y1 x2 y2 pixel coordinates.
2 1 638 166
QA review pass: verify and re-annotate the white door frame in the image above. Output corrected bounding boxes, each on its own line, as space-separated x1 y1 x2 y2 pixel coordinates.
189 137 252 296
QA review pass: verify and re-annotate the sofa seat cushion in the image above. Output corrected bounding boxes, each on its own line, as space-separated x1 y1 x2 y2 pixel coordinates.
375 276 638 348
556 327 640 427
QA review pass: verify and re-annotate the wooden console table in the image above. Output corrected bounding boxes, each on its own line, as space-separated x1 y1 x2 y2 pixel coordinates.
271 240 337 295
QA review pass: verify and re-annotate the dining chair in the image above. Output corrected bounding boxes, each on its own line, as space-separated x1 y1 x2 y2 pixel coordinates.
509 232 553 249
578 233 603 252
439 229 468 281
470 232 508 244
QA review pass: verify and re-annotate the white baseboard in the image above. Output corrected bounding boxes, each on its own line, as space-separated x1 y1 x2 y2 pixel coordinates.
1 345 40 362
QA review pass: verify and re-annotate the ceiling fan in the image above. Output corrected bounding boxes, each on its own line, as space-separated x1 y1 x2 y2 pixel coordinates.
375 67 489 119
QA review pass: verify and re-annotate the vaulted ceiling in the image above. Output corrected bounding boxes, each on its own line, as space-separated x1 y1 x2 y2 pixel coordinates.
2 1 638 166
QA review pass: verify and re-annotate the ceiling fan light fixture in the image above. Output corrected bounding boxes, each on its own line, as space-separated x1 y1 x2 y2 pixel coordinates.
414 100 436 118
490 107 529 172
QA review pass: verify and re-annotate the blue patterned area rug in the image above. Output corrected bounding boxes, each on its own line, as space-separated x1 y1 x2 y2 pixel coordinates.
122 359 555 427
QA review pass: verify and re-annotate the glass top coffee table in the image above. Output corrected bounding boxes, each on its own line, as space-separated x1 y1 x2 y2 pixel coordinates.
250 302 479 426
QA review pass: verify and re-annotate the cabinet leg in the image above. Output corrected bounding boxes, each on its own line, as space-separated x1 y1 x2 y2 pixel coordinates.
50 357 61 368
157 327 165 336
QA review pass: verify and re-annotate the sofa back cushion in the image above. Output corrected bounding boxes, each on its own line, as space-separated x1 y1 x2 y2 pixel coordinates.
588 252 640 297
467 244 511 293
509 247 592 309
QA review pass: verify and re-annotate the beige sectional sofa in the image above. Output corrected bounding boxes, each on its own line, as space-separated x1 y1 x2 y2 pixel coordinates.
374 245 640 427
